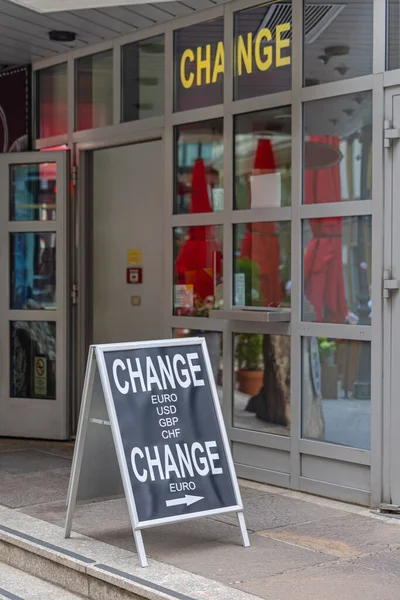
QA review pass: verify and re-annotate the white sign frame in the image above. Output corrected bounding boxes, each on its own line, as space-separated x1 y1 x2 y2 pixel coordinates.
65 338 250 568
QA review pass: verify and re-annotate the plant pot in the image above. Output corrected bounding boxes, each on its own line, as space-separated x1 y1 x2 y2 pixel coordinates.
321 363 338 399
237 369 264 397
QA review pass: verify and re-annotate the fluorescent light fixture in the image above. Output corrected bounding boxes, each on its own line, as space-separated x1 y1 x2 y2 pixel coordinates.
8 0 174 12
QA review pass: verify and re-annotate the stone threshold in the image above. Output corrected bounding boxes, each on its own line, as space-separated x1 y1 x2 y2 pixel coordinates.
0 505 257 600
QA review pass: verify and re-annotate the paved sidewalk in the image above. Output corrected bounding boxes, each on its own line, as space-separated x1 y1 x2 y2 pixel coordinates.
1 440 400 600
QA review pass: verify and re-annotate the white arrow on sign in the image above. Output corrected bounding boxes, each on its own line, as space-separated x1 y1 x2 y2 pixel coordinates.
166 495 204 508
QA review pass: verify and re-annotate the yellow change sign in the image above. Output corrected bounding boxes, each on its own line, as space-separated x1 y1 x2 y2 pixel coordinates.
180 24 291 90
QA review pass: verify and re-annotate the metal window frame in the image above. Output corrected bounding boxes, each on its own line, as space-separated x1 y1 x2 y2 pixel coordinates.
30 0 389 507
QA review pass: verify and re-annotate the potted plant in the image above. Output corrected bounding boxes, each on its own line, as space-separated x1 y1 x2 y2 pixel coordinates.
318 338 338 399
235 334 264 396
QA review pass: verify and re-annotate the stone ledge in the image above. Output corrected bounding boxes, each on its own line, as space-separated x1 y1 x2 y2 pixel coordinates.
0 506 257 600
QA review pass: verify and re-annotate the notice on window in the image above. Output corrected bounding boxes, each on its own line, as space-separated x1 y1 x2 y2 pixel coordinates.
34 357 47 396
174 284 194 308
234 273 246 306
250 172 281 209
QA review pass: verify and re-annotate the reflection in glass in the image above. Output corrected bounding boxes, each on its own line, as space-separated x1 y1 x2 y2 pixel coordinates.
173 225 223 317
235 107 291 209
174 18 224 112
36 63 68 138
122 35 165 122
302 337 370 450
76 50 113 131
234 2 292 101
304 92 372 204
303 216 372 325
234 222 291 308
303 0 373 86
175 119 223 214
10 321 56 399
11 164 56 221
388 0 400 70
10 233 56 310
234 333 290 435
174 328 223 398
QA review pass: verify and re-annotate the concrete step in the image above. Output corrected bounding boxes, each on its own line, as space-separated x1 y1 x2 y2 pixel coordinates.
0 505 256 600
0 562 86 600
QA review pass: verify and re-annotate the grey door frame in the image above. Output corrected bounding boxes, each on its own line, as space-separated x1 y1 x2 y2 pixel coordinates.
383 84 400 504
0 150 70 440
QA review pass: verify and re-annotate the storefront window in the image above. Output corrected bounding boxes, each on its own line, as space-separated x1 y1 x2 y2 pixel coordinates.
234 333 290 435
234 2 292 101
10 164 56 222
36 63 68 138
302 337 370 450
175 119 223 214
174 328 223 395
233 222 291 308
174 18 224 112
76 50 113 131
122 35 164 122
235 107 291 209
302 216 372 325
10 321 56 399
304 92 372 203
303 0 373 86
387 0 400 70
10 233 56 310
173 225 223 317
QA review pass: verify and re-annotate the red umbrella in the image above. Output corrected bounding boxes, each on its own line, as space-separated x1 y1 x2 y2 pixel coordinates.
240 139 281 306
175 159 222 308
304 136 347 323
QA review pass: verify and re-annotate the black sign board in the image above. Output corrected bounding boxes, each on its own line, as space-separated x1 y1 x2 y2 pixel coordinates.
65 338 249 567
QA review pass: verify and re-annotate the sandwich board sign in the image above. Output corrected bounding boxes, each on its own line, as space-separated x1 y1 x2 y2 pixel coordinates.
65 338 250 567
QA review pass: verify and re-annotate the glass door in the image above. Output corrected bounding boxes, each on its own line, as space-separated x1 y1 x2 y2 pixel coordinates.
0 151 70 439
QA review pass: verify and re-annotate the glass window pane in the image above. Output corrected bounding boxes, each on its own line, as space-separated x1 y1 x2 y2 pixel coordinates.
173 225 223 317
388 0 400 70
235 107 291 209
10 164 56 222
36 63 68 138
303 0 373 86
234 2 292 101
304 92 372 204
174 18 224 112
175 119 223 214
122 35 164 122
76 50 113 131
303 216 372 325
10 233 56 310
10 321 56 399
174 328 223 397
302 337 370 450
233 222 291 308
234 333 290 435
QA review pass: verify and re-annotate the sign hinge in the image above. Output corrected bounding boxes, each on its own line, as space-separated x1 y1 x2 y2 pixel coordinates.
71 165 78 186
384 120 400 148
383 270 399 298
71 283 78 305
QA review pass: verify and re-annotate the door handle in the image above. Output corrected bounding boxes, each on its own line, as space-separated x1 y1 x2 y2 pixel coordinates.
383 270 400 298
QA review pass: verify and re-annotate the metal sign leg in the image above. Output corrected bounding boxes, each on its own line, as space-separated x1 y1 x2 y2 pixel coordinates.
65 349 96 539
237 511 250 548
133 530 148 568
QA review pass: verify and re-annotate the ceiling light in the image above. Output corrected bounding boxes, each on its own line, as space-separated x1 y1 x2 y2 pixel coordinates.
325 45 350 57
49 31 76 42
7 0 174 11
335 66 349 76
